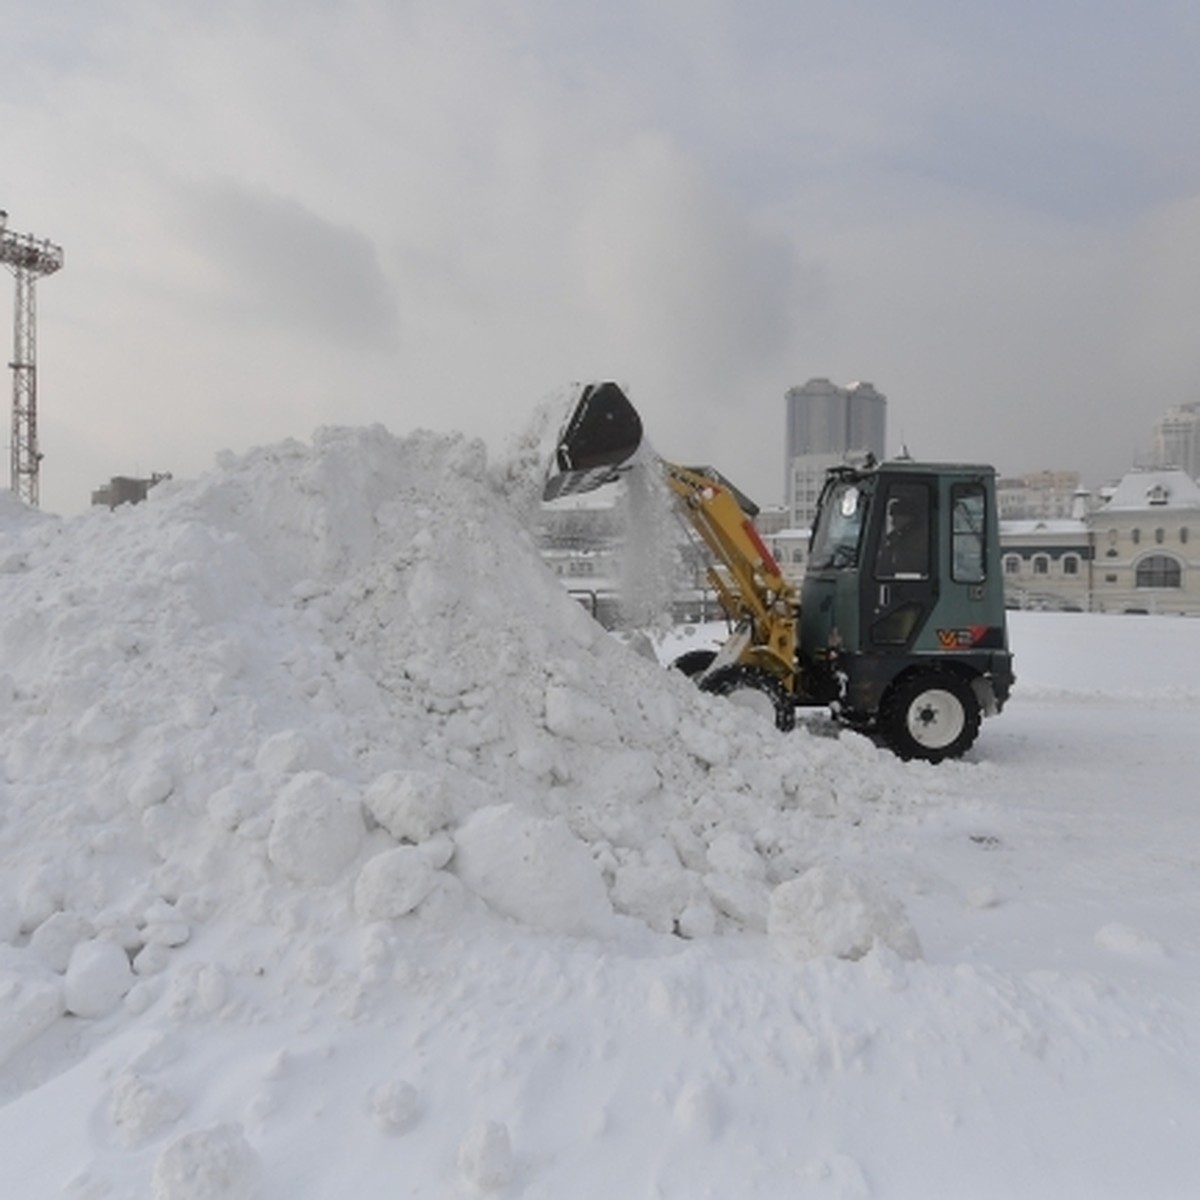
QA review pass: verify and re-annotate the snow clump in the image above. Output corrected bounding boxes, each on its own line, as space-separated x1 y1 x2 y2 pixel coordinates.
151 1123 263 1200
767 864 923 963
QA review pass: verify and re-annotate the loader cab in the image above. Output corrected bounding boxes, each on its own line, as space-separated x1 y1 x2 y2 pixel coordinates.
799 460 1014 760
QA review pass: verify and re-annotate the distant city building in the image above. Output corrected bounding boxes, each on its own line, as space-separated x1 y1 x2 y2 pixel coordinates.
91 472 171 509
788 453 845 532
784 379 886 527
1087 467 1200 614
785 378 886 459
997 470 1083 520
1150 401 1200 481
1001 467 1200 615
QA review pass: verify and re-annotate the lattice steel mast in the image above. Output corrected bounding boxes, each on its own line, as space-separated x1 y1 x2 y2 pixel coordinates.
1 211 64 507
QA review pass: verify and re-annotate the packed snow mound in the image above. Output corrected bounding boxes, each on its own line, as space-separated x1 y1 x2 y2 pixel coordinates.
0 424 907 955
0 425 916 1055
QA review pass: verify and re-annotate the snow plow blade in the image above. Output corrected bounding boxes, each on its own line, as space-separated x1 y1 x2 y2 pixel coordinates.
542 381 645 501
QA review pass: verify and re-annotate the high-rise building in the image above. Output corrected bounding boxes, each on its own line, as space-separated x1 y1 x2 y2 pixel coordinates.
785 378 887 460
784 379 887 526
1151 402 1200 482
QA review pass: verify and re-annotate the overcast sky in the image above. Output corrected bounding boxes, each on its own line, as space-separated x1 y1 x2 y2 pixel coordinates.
4 0 1200 513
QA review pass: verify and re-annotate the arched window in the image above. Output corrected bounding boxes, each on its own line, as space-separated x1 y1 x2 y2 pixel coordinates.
1032 555 1049 576
1062 554 1079 576
1004 555 1021 576
1136 555 1182 589
1131 528 1142 545
1155 527 1165 545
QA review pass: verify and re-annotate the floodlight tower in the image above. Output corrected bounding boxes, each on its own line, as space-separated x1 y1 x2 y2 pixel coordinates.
1 211 64 507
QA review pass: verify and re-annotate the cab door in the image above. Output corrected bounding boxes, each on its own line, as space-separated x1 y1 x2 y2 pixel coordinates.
862 477 937 650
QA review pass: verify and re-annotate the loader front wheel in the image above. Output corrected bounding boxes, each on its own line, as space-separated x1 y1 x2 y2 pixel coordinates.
880 671 980 763
699 665 795 732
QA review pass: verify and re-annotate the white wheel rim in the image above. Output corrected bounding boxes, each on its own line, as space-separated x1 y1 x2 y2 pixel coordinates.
906 688 965 750
728 687 779 722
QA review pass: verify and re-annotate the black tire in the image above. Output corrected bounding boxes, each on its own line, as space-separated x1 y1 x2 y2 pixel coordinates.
672 649 717 678
879 671 981 763
699 664 795 732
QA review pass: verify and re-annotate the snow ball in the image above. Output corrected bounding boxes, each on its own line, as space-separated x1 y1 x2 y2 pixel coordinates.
267 771 364 885
354 848 438 921
457 1120 515 1192
255 730 312 776
64 939 134 1018
363 769 452 843
454 804 615 936
768 865 923 964
110 1071 186 1147
152 1123 263 1200
369 1080 420 1133
29 911 95 973
544 682 619 745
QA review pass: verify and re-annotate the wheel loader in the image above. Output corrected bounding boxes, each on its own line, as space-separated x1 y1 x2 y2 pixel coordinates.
543 381 1014 762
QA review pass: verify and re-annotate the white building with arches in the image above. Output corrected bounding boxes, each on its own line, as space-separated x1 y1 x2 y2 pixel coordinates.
1001 468 1200 615
1088 468 1200 614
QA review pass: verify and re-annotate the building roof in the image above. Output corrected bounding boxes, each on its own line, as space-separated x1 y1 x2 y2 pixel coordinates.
1100 467 1200 512
1000 519 1087 537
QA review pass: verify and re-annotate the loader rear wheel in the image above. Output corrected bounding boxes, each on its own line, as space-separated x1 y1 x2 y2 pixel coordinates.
880 671 980 763
699 665 795 732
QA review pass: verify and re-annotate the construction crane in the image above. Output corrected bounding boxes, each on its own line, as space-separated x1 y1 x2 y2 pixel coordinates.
1 211 64 507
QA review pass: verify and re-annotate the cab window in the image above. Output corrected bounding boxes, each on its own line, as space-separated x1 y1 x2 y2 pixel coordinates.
809 481 866 569
951 484 986 584
875 483 930 579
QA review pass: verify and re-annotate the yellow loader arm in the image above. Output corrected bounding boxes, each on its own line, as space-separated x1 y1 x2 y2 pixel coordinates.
658 461 797 690
544 382 798 690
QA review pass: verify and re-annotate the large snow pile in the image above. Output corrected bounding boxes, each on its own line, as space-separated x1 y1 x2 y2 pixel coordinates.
1 425 897 952
2 425 1198 1198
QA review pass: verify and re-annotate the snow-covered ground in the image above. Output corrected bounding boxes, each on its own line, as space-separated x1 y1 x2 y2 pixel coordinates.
1 425 1197 1199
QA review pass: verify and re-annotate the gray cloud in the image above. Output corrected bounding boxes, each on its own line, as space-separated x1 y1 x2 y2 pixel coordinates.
6 0 1200 512
176 181 398 350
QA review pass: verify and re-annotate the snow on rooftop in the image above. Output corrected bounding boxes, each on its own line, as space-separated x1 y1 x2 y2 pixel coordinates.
1101 466 1200 510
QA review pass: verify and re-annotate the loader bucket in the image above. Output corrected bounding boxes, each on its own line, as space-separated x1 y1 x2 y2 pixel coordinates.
542 381 645 501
